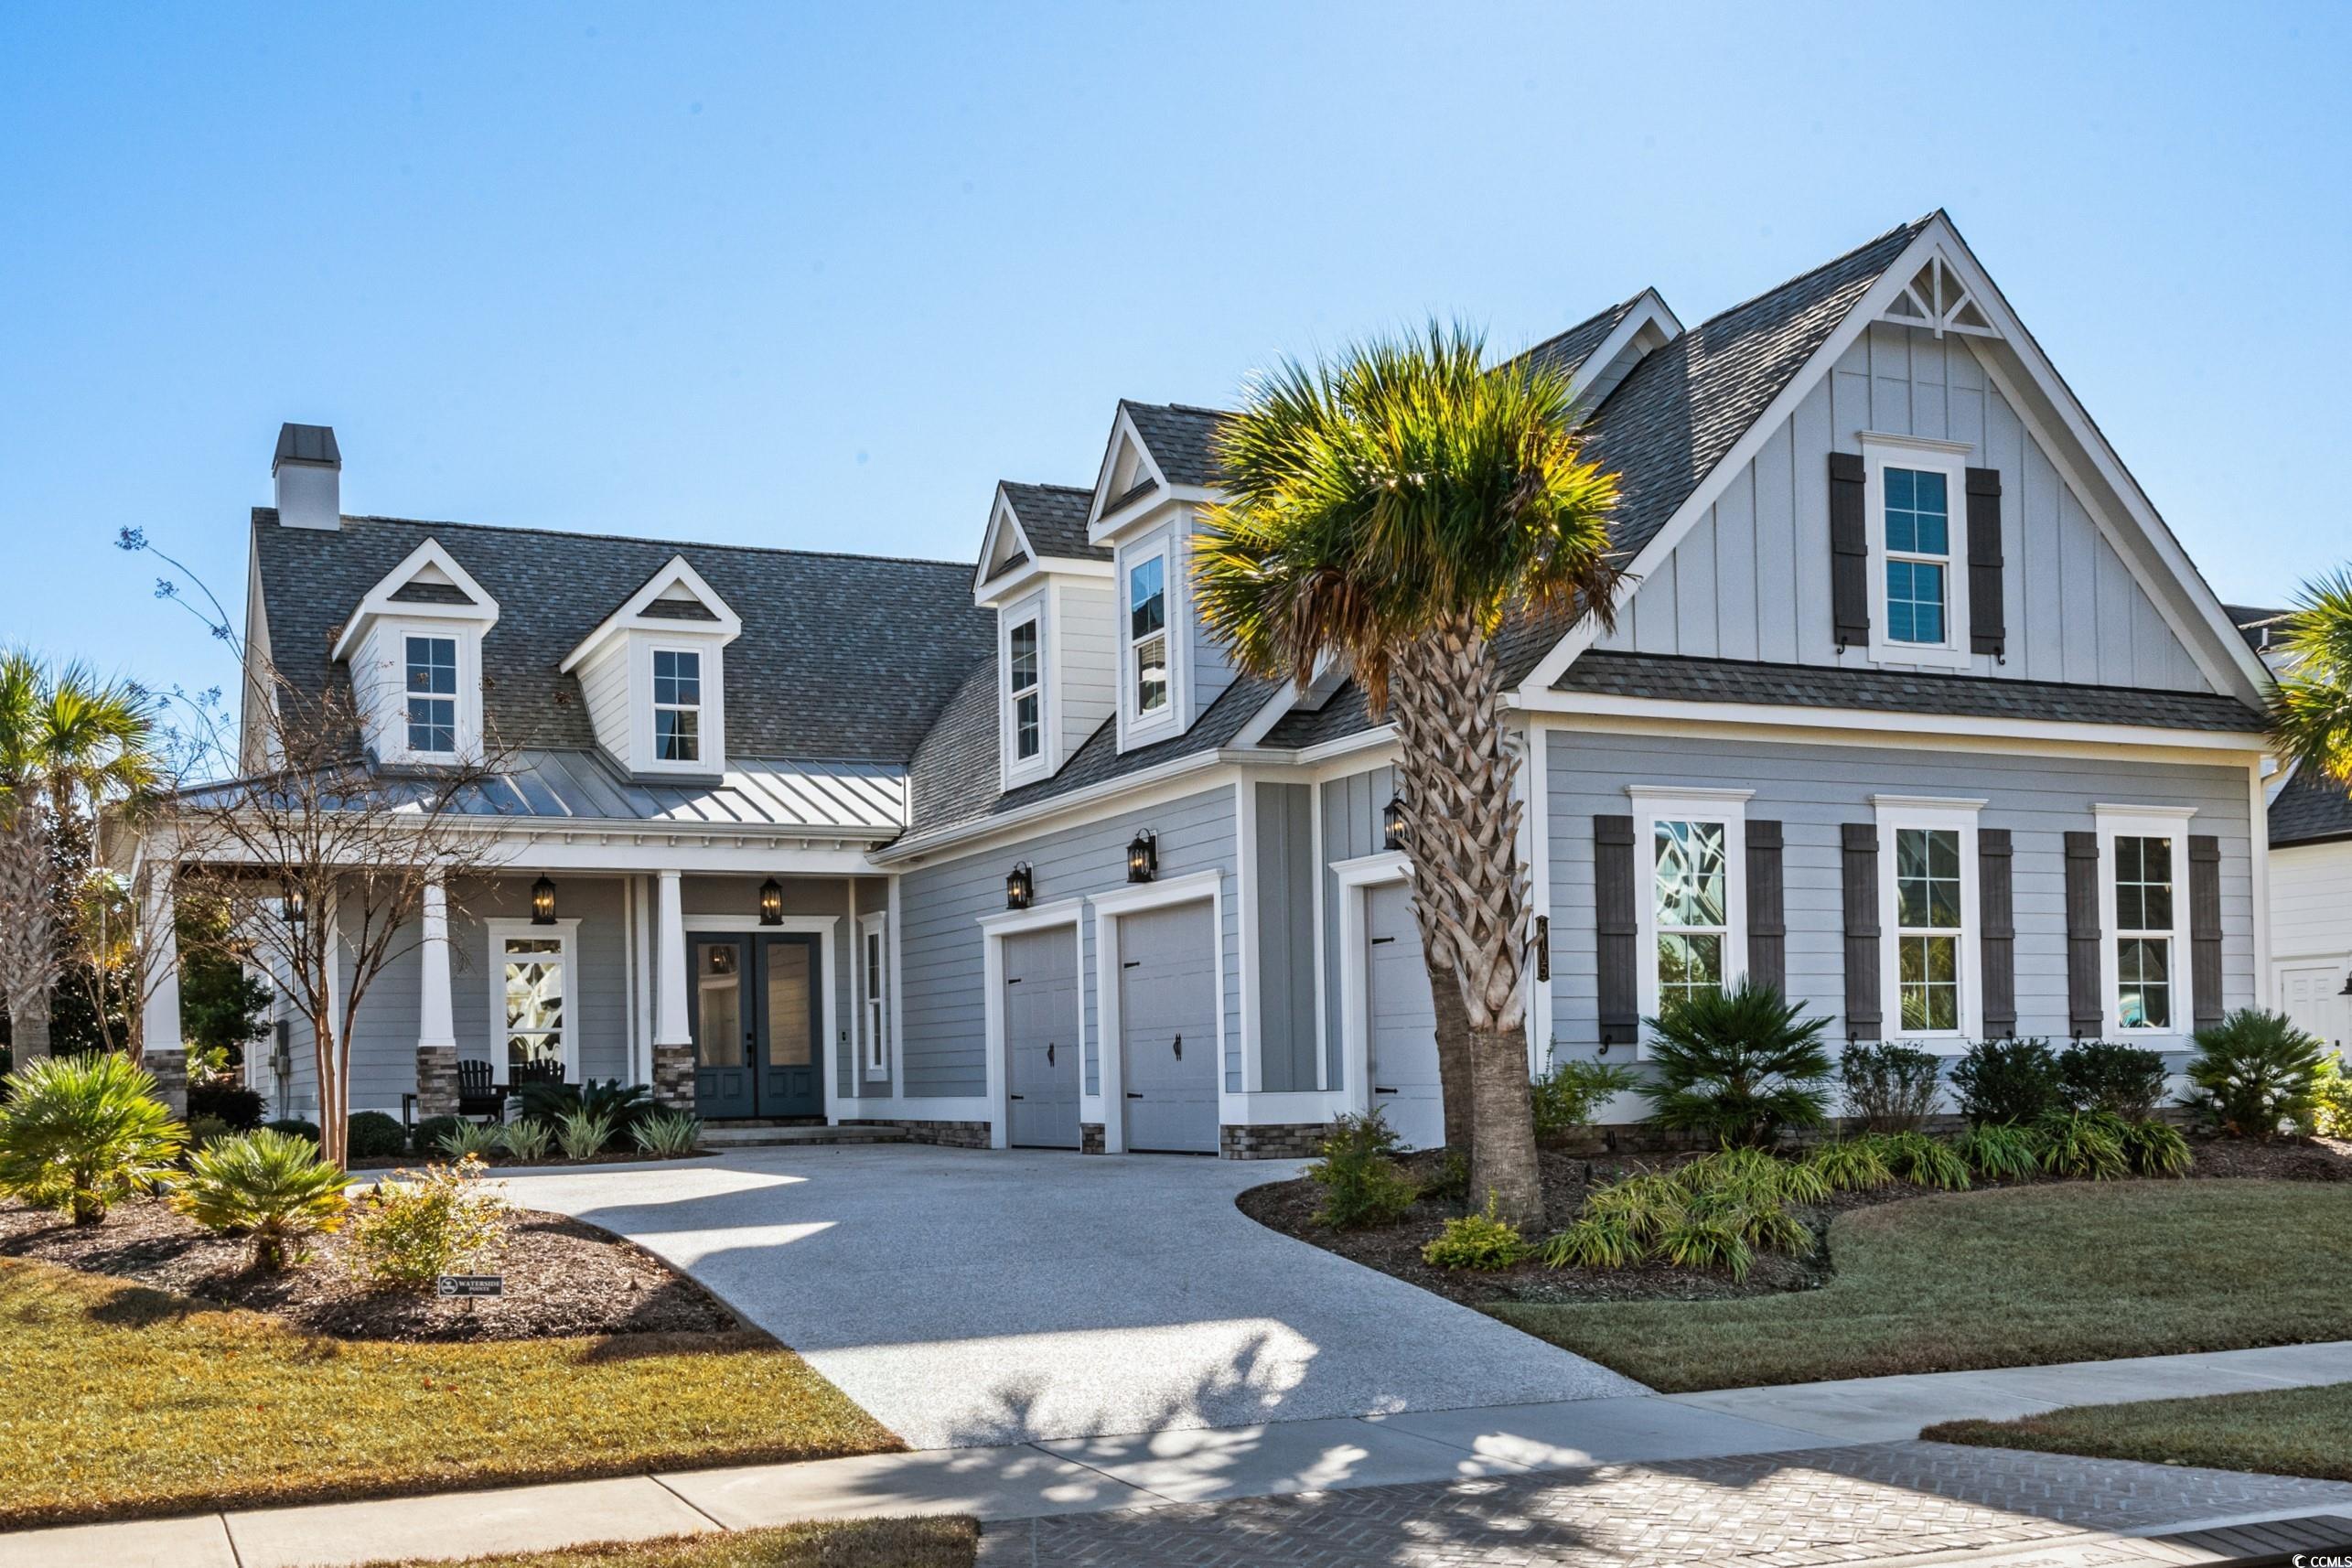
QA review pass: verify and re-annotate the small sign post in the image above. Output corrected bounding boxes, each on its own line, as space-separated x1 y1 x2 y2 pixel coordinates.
435 1275 504 1312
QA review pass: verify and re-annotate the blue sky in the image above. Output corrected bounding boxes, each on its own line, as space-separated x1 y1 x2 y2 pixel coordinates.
4 1 2347 698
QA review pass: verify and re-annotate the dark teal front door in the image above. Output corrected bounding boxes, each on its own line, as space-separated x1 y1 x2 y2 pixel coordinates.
691 934 823 1121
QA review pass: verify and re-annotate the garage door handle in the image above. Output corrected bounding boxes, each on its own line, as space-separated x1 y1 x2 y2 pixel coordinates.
1371 936 1396 945
1008 1092 1025 1101
1126 1091 1144 1100
1172 1034 1182 1060
1374 1085 1398 1094
1047 1041 1055 1067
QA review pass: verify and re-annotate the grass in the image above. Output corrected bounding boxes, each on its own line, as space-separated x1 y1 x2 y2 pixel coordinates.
1493 1180 2352 1391
1925 1380 2352 1483
0 1257 899 1529
356 1520 978 1567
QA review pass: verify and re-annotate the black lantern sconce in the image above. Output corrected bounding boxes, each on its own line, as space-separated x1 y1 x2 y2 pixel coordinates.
1005 863 1035 910
282 886 306 937
758 877 784 926
530 875 558 925
2340 971 2352 997
1126 829 1158 884
1382 793 1409 853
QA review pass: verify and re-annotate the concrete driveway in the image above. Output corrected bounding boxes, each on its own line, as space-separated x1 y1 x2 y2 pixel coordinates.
494 1145 1643 1448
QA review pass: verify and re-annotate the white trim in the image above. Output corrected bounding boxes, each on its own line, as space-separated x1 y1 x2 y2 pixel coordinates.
355 619 489 768
682 913 842 1125
629 636 731 778
557 555 744 672
1563 288 1685 408
648 644 711 767
1309 777 1329 1091
1524 717 1552 1066
1118 534 1179 747
328 538 500 661
1628 789 1752 1043
1862 433 1974 671
1332 850 1412 1122
1236 776 1262 1092
1088 868 1227 1155
2250 759 2271 994
972 488 1036 600
858 908 888 1082
1513 687 2268 752
484 918 583 1079
1085 404 1176 537
979 897 1085 1153
885 872 907 1092
2094 804 2198 1042
1874 797 1983 1052
1000 592 1051 789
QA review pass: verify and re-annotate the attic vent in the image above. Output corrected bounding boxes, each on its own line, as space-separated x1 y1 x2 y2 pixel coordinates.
1884 255 1995 338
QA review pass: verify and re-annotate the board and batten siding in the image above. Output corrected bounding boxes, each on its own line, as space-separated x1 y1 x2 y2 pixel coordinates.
896 786 1241 1100
1595 320 2210 693
1319 763 1402 1090
1543 728 2254 1062
1252 781 1318 1092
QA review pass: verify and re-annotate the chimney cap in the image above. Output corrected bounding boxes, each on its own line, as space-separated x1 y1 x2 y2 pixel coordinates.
274 423 341 471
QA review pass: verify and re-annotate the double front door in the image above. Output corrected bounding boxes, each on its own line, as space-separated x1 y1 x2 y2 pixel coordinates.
691 934 822 1121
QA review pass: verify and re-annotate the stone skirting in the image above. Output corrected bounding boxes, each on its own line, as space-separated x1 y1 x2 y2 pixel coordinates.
1079 1122 1105 1155
651 1043 694 1111
1219 1122 1334 1160
146 1047 188 1119
840 1118 993 1150
414 1045 458 1117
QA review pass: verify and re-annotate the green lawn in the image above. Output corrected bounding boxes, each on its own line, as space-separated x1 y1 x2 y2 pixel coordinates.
360 1520 977 1568
0 1257 899 1529
1925 1381 2352 1482
1493 1180 2352 1391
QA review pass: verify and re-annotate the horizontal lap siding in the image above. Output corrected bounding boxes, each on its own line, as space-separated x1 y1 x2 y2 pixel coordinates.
448 876 633 1088
1544 730 2252 1061
896 786 1240 1099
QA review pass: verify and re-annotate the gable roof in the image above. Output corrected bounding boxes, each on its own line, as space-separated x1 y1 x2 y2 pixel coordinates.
2271 760 2352 849
1001 482 1106 561
252 510 991 764
1513 295 1643 384
1119 401 1229 489
2228 602 2295 656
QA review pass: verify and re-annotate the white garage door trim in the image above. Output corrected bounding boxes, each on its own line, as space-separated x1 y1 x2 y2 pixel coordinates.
1334 850 1412 1123
1090 868 1227 1155
979 897 1088 1152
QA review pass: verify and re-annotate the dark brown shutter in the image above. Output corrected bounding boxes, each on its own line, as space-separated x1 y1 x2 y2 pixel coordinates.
1746 820 1786 993
1978 827 2016 1039
1830 452 1870 650
1841 822 1881 1040
1595 815 1639 1045
1967 467 2005 658
2065 831 2104 1038
2189 834 2224 1030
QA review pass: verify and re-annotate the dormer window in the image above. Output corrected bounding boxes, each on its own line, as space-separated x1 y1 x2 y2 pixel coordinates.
652 649 703 763
1129 553 1168 715
404 635 459 755
1008 619 1041 762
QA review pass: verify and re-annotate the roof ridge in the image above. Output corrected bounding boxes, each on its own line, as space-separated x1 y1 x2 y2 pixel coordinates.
1683 212 1937 335
1002 480 1094 497
1505 290 1646 369
252 506 976 573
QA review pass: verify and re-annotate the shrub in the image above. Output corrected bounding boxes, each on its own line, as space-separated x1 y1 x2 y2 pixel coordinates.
1530 1059 1640 1141
1421 1194 1530 1270
1809 1137 1896 1191
1678 1145 1829 1207
346 1111 408 1160
1840 1042 1942 1133
1638 980 1834 1147
436 1120 502 1159
264 1118 320 1144
1420 1148 1469 1201
347 1156 508 1290
1306 1111 1420 1230
172 1128 350 1270
187 1079 265 1131
0 1053 186 1225
1541 1214 1639 1269
1954 1120 2044 1182
555 1107 615 1161
2119 1118 2193 1177
1581 1172 1690 1248
2185 1009 2330 1140
411 1115 463 1155
2314 1056 2352 1139
2057 1041 2170 1121
2035 1109 2129 1181
1950 1038 2065 1125
1655 1208 1756 1280
1874 1130 1971 1191
1547 1155 1814 1276
632 1110 703 1159
497 1119 553 1163
512 1079 654 1137
186 1113 235 1151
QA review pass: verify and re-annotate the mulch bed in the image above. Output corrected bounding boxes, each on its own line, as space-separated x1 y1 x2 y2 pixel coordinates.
1236 1133 2352 1308
0 1195 741 1343
345 1148 704 1172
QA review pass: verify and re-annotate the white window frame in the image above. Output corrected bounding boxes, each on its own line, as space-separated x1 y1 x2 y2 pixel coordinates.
1863 433 1973 671
1874 795 1984 1051
858 909 889 1080
650 646 705 766
1628 787 1752 1035
371 618 486 767
2095 805 2197 1038
1122 540 1176 742
485 918 582 1079
1000 596 1050 787
402 631 461 757
628 636 726 776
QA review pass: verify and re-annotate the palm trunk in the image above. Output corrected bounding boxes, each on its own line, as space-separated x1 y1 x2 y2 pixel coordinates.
1468 1022 1542 1220
0 810 59 1066
1426 953 1475 1156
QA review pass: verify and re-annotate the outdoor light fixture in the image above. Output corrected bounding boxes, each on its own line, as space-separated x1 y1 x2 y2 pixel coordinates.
282 887 306 935
758 876 784 926
1382 793 1408 853
1126 829 1157 884
2340 971 2352 997
530 875 558 925
1005 863 1035 910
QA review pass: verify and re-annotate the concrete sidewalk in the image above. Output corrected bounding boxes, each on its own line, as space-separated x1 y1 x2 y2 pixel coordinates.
9 1340 2347 1568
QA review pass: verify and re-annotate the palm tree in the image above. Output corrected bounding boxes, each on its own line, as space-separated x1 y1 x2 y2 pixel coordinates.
2269 569 2352 782
0 652 158 1063
1197 325 1621 1228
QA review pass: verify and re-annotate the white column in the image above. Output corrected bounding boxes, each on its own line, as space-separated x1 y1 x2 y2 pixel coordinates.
418 878 456 1053
655 870 690 1047
141 866 182 1057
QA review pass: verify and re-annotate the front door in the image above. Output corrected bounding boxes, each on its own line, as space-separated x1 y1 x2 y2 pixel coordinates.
1004 925 1080 1148
692 934 824 1121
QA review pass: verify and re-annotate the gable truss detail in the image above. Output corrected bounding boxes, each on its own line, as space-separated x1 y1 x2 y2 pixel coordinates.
1883 253 1996 338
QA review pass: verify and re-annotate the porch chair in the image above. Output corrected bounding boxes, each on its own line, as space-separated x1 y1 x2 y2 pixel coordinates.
455 1058 507 1122
510 1058 568 1090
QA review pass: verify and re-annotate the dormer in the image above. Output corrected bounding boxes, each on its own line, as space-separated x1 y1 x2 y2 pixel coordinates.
558 557 743 779
974 483 1115 789
328 539 500 766
1570 289 1682 410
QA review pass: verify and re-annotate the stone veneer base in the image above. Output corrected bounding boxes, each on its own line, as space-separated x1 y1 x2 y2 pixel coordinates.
1079 1122 1105 1155
1219 1122 1334 1160
651 1043 694 1112
146 1047 189 1119
414 1045 459 1118
840 1118 993 1150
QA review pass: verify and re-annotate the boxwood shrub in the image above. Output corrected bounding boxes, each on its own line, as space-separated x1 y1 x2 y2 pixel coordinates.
346 1111 409 1159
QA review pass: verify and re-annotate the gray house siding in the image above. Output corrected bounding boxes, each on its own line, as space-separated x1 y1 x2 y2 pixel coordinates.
448 875 634 1089
1595 321 2211 693
680 875 875 1099
1542 727 2254 1063
897 785 1240 1102
1253 781 1317 1092
1319 762 1400 1090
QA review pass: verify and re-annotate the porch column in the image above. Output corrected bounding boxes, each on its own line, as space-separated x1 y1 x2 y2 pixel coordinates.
141 866 188 1118
651 870 693 1110
414 877 459 1117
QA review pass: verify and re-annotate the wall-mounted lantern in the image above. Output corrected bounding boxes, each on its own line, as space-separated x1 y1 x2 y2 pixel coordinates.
1005 863 1035 910
1382 793 1409 853
1126 830 1158 885
2340 971 2352 997
530 875 558 925
282 886 306 937
758 877 784 925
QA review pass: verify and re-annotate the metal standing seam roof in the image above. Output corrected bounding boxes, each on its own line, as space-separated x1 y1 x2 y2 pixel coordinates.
475 750 907 832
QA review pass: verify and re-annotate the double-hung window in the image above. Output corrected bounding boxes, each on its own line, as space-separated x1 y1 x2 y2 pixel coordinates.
1008 618 1041 762
1128 553 1168 717
1883 467 1949 647
2097 808 2195 1035
404 635 458 755
860 912 888 1079
1628 788 1749 1028
652 649 702 763
1863 435 1972 669
1874 796 1981 1046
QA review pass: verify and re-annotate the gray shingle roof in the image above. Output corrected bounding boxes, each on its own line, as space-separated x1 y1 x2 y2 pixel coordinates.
252 510 991 764
2227 603 2294 656
1121 401 1230 488
1510 295 1642 384
2271 762 2352 848
1002 482 1106 562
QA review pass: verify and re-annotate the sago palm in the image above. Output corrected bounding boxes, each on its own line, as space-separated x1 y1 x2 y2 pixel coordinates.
0 1052 185 1224
2269 569 2352 783
1197 323 1622 1228
173 1128 351 1270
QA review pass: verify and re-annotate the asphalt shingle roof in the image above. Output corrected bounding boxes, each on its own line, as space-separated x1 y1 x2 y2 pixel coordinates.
252 511 992 764
2270 761 2352 848
1121 401 1230 489
2227 602 2294 656
1002 482 1106 562
1511 295 1642 384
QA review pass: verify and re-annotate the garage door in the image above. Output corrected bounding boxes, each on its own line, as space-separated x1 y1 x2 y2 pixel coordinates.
2278 961 2351 1055
1366 881 1444 1151
1119 900 1220 1154
1004 925 1081 1149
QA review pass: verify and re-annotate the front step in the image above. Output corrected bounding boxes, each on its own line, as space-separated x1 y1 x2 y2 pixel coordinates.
696 1123 908 1148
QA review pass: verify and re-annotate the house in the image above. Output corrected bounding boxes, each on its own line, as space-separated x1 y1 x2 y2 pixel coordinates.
135 211 2278 1154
